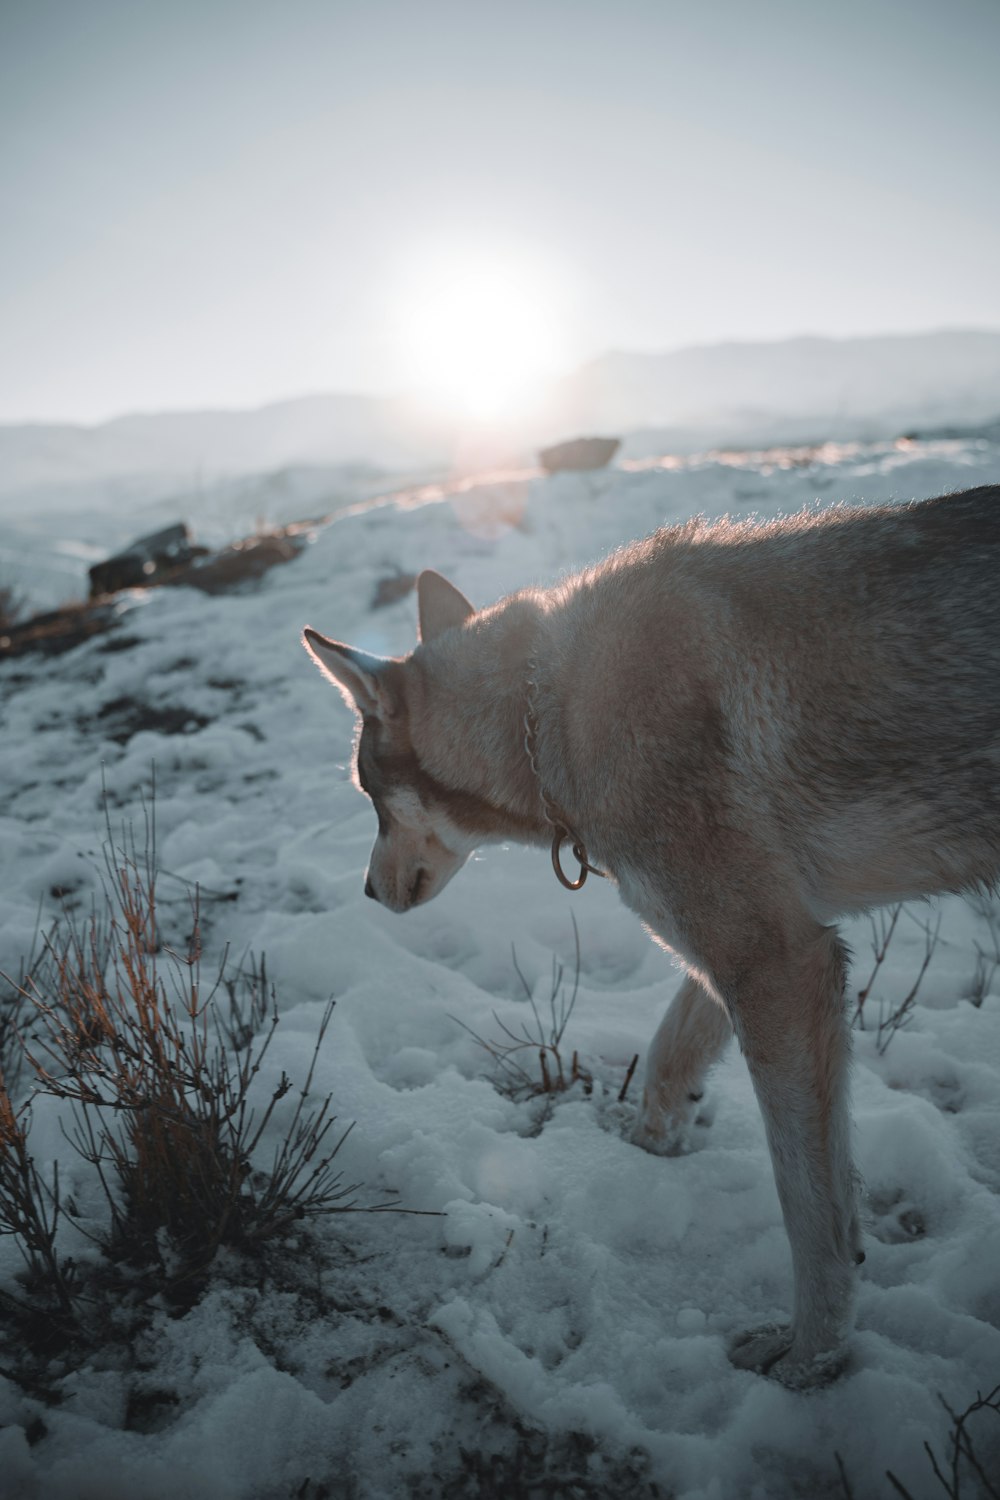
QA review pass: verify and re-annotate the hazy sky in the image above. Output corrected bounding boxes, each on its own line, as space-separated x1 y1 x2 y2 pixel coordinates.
2 0 999 424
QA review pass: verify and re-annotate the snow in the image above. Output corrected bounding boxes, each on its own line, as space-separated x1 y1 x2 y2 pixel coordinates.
2 434 1000 1498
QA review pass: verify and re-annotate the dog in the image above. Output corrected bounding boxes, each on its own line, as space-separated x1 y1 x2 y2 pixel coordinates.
302 483 1000 1387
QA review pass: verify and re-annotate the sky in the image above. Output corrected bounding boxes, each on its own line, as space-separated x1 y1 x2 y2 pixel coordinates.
1 0 999 426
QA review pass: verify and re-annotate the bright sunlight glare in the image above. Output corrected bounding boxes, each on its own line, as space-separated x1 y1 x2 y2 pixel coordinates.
392 251 567 423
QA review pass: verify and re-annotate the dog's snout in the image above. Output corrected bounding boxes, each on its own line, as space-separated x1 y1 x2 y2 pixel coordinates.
364 875 377 900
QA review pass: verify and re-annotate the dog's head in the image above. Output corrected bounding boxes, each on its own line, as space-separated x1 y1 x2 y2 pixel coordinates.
303 570 478 912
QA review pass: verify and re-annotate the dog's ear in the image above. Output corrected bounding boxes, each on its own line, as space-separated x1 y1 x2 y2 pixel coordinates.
417 570 475 643
302 629 391 717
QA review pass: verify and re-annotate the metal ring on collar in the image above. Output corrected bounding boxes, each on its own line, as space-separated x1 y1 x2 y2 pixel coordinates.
551 824 604 891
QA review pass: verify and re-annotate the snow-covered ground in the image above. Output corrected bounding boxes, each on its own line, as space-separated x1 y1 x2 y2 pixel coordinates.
2 435 1000 1498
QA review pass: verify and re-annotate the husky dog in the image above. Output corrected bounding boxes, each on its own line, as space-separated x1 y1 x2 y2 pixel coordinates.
302 484 1000 1387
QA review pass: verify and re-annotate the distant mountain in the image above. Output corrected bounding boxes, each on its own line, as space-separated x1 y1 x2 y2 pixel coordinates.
2 329 999 498
553 329 1000 448
0 393 454 499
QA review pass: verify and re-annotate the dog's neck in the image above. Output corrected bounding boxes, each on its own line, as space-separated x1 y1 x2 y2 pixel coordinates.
409 593 566 844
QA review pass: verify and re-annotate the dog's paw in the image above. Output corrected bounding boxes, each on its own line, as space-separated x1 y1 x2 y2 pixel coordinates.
631 1092 712 1156
728 1323 849 1388
728 1322 793 1374
630 1111 689 1156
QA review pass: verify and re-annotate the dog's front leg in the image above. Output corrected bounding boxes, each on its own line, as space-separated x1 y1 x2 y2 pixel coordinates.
725 925 861 1387
632 974 732 1154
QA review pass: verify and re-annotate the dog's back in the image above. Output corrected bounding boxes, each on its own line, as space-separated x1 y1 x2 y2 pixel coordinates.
544 485 1000 917
719 486 1000 910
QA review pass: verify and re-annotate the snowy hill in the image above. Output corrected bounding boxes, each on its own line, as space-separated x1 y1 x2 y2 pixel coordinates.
560 328 1000 444
3 330 999 501
1 437 1000 1498
0 393 451 499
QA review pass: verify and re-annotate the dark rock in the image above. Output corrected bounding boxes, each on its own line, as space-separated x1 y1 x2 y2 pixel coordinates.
371 572 417 609
538 436 621 474
89 696 211 746
88 523 204 598
165 533 304 594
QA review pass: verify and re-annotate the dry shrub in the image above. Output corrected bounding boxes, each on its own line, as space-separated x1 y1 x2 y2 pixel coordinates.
456 916 594 1102
3 803 369 1296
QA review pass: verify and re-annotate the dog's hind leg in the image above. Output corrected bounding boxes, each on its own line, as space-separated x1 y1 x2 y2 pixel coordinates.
632 974 732 1154
725 924 861 1387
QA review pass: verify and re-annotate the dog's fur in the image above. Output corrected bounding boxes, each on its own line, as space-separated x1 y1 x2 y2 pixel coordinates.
302 484 1000 1386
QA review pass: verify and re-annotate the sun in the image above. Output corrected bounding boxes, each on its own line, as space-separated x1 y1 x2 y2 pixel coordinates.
393 251 566 423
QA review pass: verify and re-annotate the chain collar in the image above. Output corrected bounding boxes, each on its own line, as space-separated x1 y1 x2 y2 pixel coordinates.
522 661 607 891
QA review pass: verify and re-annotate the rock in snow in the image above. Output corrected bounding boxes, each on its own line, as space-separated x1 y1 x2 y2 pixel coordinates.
538 434 621 473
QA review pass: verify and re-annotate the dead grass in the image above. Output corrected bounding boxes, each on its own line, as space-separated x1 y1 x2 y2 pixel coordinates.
0 792 388 1338
455 916 593 1102
454 918 642 1112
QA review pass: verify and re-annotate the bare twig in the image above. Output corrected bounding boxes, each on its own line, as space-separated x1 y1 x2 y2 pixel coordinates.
877 907 942 1054
0 1082 77 1316
618 1054 640 1103
853 904 901 1029
969 942 999 1009
455 916 590 1101
0 895 50 1092
493 1228 515 1271
967 897 1000 1008
832 1450 855 1500
887 1383 1000 1500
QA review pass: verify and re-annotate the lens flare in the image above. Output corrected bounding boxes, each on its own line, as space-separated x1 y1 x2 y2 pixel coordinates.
393 251 566 423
